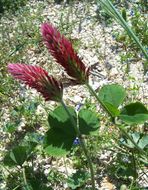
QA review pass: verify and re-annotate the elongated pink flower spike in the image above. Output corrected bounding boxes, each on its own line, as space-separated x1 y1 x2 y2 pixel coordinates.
41 23 89 84
8 64 63 102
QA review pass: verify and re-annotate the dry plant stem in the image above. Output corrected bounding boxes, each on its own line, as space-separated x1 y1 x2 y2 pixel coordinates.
61 99 95 190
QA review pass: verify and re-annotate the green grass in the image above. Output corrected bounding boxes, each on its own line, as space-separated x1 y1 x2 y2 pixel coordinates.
97 0 148 72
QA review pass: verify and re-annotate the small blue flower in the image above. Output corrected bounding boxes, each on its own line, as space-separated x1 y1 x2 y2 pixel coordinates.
37 135 44 142
140 48 148 58
73 137 80 145
130 10 134 16
140 54 143 58
75 103 83 112
122 156 130 163
112 34 116 39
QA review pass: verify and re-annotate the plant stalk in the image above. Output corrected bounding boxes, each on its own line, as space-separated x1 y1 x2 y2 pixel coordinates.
12 185 21 190
131 151 137 180
86 83 147 157
86 83 113 118
117 125 146 156
63 157 69 177
22 168 29 190
97 0 148 60
61 100 95 190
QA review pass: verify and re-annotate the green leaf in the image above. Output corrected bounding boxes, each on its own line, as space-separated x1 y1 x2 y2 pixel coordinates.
24 132 44 144
120 132 148 150
44 128 76 156
67 170 89 189
131 132 140 144
24 167 52 190
101 102 120 116
4 122 17 133
3 153 16 167
78 109 100 135
29 178 52 190
123 133 140 149
119 102 148 124
3 146 32 166
99 84 126 107
98 84 126 116
44 106 77 156
138 135 148 149
115 154 138 179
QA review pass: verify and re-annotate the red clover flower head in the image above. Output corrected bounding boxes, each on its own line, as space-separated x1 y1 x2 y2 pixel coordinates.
8 64 63 102
41 23 89 84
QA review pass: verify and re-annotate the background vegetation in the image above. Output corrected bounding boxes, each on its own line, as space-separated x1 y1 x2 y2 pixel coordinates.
0 0 147 189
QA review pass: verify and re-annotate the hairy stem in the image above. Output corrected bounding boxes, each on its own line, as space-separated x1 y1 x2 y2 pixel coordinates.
22 168 29 190
131 151 137 180
61 100 95 190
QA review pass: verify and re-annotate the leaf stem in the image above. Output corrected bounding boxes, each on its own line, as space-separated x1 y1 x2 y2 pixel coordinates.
61 99 96 190
86 83 113 118
117 125 147 156
22 168 29 190
12 185 21 190
131 151 137 180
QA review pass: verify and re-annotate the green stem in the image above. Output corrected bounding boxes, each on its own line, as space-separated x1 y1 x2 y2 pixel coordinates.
22 168 29 190
61 100 79 134
2 165 18 179
86 83 113 118
129 176 135 190
61 100 95 190
129 151 138 189
63 157 69 177
131 151 137 180
117 125 146 156
97 0 148 60
12 186 21 190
